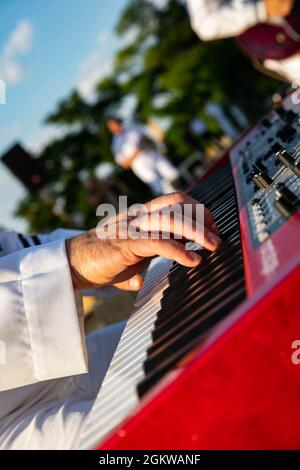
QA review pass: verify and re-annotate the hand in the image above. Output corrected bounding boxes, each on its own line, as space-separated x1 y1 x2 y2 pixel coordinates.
264 0 294 17
65 192 222 291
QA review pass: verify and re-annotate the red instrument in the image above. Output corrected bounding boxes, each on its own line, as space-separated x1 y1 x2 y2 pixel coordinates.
78 95 300 450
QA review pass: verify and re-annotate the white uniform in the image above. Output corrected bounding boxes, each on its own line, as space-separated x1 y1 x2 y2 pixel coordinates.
187 0 300 83
112 126 179 195
0 229 125 449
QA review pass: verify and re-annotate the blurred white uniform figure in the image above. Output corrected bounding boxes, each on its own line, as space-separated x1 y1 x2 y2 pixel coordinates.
112 125 179 195
0 229 125 449
187 0 300 83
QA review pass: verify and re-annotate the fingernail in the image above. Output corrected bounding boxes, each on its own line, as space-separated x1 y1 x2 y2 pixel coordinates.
208 231 221 248
188 251 201 263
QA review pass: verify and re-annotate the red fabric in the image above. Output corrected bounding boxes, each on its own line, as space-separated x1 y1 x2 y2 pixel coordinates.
237 5 300 61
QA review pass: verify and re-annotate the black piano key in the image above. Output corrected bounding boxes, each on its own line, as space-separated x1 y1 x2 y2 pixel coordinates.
155 256 243 334
159 244 242 315
193 189 234 212
136 162 246 398
163 237 241 287
160 252 241 310
207 187 236 205
143 197 239 291
137 334 212 398
158 256 241 322
192 167 233 198
138 288 246 397
147 272 245 364
159 242 243 313
144 283 245 374
156 238 240 315
200 190 235 207
212 200 237 222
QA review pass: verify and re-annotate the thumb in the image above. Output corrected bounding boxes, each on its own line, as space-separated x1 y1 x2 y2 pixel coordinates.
113 273 144 291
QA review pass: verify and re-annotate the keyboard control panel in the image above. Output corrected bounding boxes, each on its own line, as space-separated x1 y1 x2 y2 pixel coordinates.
231 97 300 249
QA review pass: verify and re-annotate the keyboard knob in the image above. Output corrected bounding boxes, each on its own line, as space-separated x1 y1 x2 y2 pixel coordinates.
292 163 300 178
276 150 300 177
276 149 295 166
253 172 273 190
274 196 296 218
275 183 299 206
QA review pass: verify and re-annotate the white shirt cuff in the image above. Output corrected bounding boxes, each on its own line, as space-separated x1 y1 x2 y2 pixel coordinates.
19 239 88 382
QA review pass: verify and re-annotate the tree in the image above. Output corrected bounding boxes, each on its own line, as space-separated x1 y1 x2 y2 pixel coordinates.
16 0 279 231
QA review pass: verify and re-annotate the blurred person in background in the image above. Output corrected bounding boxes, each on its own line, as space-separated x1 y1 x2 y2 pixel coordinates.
187 0 300 83
107 117 179 196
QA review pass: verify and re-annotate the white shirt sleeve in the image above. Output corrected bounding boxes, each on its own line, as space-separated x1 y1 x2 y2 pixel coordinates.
0 237 88 392
187 0 268 41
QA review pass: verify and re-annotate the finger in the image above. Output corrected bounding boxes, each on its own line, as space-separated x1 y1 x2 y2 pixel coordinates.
131 238 202 268
114 273 144 291
144 192 220 235
166 201 220 238
132 211 222 252
183 194 220 235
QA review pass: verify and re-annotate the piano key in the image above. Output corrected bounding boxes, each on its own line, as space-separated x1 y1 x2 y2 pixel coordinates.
78 161 246 450
146 275 245 368
138 288 246 397
156 256 243 332
159 246 242 315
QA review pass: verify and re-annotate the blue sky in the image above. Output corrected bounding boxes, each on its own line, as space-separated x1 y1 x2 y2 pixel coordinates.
0 0 128 231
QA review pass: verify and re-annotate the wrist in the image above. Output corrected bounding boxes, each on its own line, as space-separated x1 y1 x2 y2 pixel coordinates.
65 237 87 290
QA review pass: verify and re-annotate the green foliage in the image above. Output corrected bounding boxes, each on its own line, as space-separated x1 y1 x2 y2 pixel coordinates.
16 0 279 231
